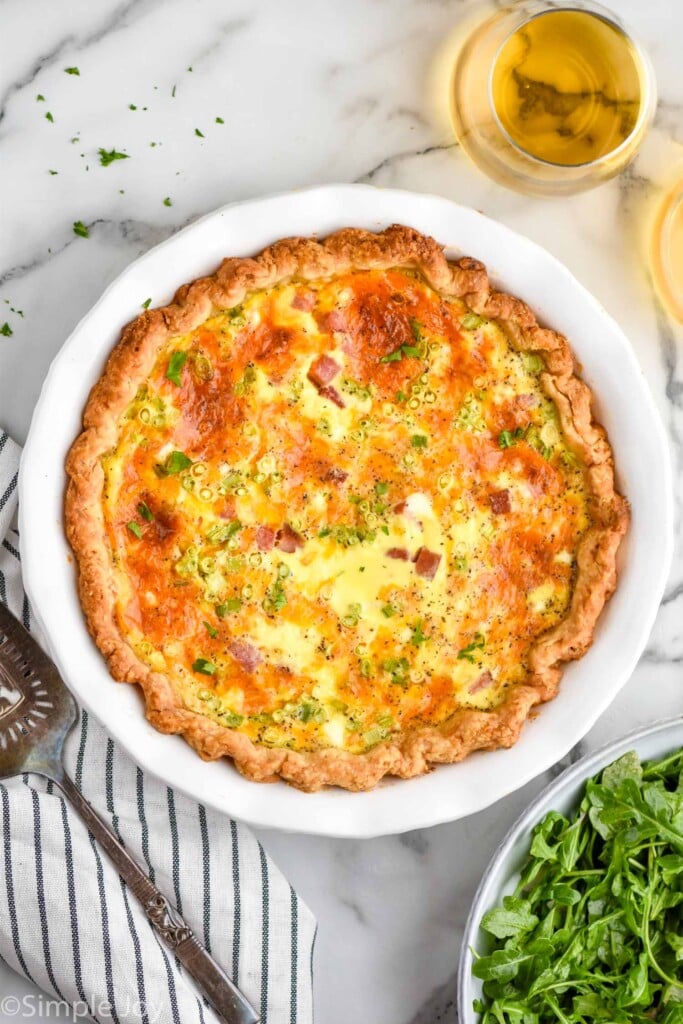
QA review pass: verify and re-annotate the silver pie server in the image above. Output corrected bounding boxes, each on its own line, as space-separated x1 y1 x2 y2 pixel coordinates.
0 602 259 1024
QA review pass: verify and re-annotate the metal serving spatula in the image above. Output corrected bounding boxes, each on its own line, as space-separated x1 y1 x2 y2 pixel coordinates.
0 603 259 1024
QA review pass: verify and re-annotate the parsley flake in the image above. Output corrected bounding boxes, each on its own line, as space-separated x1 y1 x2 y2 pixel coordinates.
411 434 428 449
141 298 152 309
156 450 192 476
203 620 218 639
457 633 485 662
163 196 172 206
165 351 187 386
194 128 204 138
410 620 429 647
137 502 154 522
64 66 80 75
73 220 89 238
192 658 216 676
45 112 54 123
98 147 130 166
127 521 142 539
0 323 13 337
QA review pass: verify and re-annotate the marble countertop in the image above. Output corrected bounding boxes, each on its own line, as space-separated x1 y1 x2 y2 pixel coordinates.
1 1 682 1020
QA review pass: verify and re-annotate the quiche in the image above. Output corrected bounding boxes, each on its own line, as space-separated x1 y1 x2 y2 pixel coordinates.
65 225 628 791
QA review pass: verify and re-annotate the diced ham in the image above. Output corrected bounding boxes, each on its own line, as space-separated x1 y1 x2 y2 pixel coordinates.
217 498 237 520
308 355 341 387
489 489 511 514
256 525 275 552
325 467 348 483
318 385 345 408
291 289 316 311
319 309 346 333
386 547 410 561
276 523 304 553
228 639 262 673
469 671 493 693
515 394 538 411
413 547 442 580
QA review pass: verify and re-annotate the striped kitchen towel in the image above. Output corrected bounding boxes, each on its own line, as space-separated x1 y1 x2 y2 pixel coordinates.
0 430 316 1023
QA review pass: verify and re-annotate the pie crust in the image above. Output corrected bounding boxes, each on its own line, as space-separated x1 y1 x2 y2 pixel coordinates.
65 225 628 791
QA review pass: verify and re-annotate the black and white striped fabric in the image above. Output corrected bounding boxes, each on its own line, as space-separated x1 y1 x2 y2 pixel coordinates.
0 430 316 1023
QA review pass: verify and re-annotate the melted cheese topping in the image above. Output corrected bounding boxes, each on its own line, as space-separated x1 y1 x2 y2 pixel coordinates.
102 269 590 754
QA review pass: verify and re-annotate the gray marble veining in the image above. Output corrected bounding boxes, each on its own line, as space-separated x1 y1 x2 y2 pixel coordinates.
1 1 682 1021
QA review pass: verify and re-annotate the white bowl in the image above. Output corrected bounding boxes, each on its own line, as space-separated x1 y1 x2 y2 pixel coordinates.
457 715 683 1021
20 185 673 837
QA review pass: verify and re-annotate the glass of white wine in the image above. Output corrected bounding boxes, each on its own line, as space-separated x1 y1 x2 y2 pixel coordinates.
451 0 656 195
652 180 683 323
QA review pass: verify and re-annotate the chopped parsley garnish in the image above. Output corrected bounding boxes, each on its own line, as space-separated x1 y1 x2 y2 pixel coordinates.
411 434 428 449
171 85 176 98
129 104 137 110
410 620 429 647
203 621 218 639
48 169 58 175
374 481 389 496
137 502 154 522
216 598 242 616
165 350 187 386
163 196 172 207
141 298 152 309
263 581 287 615
98 147 130 166
192 658 216 676
73 220 89 238
45 112 54 123
381 603 397 618
457 632 485 662
215 117 224 124
157 450 192 476
194 128 204 138
380 343 421 364
36 94 45 102
127 521 142 539
64 67 80 75
0 323 13 337
395 389 407 403
498 427 525 449
409 318 425 343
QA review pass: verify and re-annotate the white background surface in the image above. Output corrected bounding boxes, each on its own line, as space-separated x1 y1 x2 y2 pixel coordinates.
1 1 682 1021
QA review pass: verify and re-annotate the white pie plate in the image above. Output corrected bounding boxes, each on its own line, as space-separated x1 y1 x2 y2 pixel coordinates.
20 184 673 837
457 716 683 1021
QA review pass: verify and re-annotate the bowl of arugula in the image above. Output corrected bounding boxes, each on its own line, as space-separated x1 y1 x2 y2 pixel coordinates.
458 716 683 1024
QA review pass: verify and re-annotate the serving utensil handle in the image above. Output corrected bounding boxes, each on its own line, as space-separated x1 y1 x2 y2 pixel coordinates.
57 773 260 1024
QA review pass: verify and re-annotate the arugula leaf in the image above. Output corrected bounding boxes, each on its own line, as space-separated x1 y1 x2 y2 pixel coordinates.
472 747 683 1023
